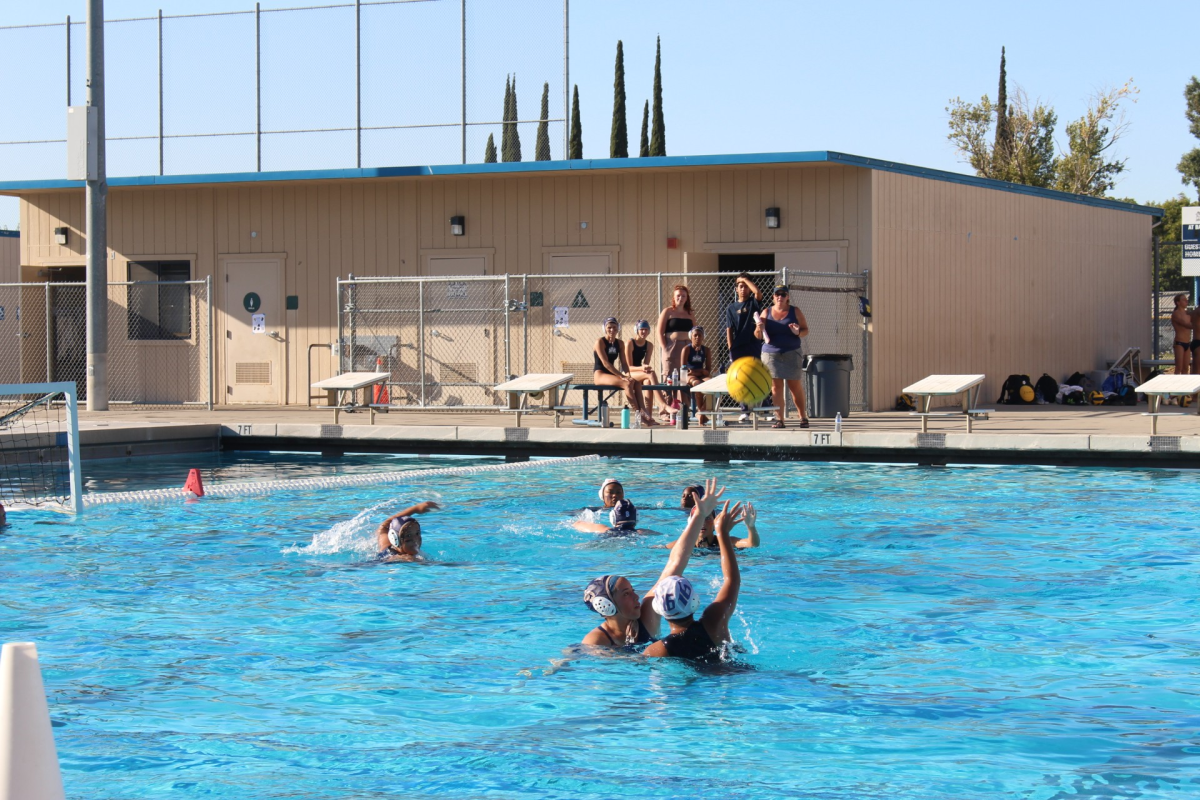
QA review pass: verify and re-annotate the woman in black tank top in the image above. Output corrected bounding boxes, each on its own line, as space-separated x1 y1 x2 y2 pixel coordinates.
593 318 656 426
656 285 696 381
679 326 713 425
625 320 671 419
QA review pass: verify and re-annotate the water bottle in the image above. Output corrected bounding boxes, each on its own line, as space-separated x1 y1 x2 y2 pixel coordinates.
670 368 679 385
599 405 610 428
621 407 630 429
835 412 842 433
632 412 641 429
680 364 690 384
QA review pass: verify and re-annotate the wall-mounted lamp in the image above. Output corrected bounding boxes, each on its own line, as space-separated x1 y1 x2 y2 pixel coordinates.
449 215 465 236
765 207 780 229
54 226 69 245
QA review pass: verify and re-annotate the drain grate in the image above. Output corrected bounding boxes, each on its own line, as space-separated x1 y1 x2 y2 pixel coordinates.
320 425 344 438
702 430 729 445
504 427 530 441
917 433 946 448
1150 435 1180 452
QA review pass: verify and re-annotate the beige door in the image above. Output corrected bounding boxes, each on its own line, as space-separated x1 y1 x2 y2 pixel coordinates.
225 257 284 404
546 254 614 379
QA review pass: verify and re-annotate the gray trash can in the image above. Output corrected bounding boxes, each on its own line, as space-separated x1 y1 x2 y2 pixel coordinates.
804 354 854 418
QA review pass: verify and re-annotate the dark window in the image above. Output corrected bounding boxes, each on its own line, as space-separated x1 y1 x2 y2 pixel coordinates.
127 261 191 340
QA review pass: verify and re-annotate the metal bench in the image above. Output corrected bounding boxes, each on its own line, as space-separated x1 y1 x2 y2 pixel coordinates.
493 373 574 427
902 374 990 433
1135 374 1200 434
310 371 390 424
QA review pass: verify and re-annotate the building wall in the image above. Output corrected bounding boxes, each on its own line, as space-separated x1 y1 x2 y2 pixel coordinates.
870 170 1152 408
17 163 872 404
0 232 18 283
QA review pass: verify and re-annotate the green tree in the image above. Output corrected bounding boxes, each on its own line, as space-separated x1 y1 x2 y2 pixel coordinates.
639 100 650 157
994 48 1011 167
1142 195 1192 292
501 76 513 162
1053 82 1137 197
1177 77 1200 197
503 75 522 162
535 82 551 161
610 41 628 158
947 89 1056 187
568 85 583 159
649 36 666 156
484 133 497 163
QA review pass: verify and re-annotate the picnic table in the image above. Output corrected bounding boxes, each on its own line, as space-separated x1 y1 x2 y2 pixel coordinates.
310 371 389 424
1135 374 1200 434
493 373 574 427
689 374 775 429
902 374 989 433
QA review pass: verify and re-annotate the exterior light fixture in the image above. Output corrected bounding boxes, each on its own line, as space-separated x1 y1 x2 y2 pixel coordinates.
449 215 465 236
765 208 780 229
54 226 69 245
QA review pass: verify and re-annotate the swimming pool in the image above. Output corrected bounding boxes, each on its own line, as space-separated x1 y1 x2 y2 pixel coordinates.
2 455 1199 799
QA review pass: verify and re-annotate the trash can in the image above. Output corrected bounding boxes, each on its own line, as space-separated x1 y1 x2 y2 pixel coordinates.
804 354 854 418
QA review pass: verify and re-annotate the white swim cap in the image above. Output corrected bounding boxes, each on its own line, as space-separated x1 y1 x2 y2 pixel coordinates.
652 575 699 620
598 478 622 502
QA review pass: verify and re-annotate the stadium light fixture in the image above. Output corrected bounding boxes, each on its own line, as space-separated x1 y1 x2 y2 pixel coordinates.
765 208 780 229
449 215 465 236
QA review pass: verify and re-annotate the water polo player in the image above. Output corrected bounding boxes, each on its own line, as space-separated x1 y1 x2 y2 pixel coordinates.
375 500 441 561
680 483 760 549
581 478 724 649
644 499 745 663
573 498 648 535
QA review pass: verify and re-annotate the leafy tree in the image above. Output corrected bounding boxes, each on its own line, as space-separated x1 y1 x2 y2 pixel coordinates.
501 76 513 162
649 36 666 156
568 85 583 159
610 41 628 158
1053 82 1137 197
1177 77 1200 197
503 75 522 162
535 82 551 161
484 133 497 163
947 89 1056 187
1143 195 1192 292
639 100 650 157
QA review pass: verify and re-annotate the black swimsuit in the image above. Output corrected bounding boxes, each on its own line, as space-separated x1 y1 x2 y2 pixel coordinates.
592 620 655 648
631 341 648 367
593 339 622 375
660 621 722 663
686 345 707 371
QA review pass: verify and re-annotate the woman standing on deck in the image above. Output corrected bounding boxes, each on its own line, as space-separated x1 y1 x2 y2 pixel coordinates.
656 285 696 383
755 285 810 429
593 317 655 426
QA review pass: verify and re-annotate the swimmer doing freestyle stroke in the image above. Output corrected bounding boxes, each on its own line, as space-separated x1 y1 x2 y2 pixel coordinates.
581 477 725 649
375 500 440 561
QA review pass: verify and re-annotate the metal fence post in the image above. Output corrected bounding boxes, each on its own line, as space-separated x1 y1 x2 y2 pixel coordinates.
522 274 529 374
503 273 511 379
255 2 261 172
1153 235 1159 359
355 0 361 169
206 274 214 409
460 0 466 165
347 274 357 373
418 279 426 406
336 279 345 373
65 16 71 106
158 9 164 176
44 282 51 383
563 0 569 157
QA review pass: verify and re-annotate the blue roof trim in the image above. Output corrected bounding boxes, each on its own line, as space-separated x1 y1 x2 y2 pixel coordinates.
0 229 18 238
0 149 1161 216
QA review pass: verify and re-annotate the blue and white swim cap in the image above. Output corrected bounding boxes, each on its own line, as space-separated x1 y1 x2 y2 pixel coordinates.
387 516 418 548
652 575 700 620
609 499 637 531
584 574 620 616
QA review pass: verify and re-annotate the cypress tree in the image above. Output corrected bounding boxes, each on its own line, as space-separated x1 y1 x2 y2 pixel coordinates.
568 85 583 159
510 75 522 162
639 100 650 157
484 133 497 163
501 76 513 162
610 40 628 158
535 82 551 161
994 47 1011 173
649 36 666 156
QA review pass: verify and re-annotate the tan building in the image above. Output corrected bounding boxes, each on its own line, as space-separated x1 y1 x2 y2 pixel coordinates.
0 230 17 284
0 151 1159 410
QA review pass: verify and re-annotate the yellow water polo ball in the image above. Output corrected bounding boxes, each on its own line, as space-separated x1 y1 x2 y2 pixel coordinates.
727 357 772 406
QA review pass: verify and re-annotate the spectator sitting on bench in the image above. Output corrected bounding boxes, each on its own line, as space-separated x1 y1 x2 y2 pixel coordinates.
625 319 671 420
594 317 656 426
680 326 713 426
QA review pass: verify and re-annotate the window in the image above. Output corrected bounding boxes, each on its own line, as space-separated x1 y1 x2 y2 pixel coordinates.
127 261 191 340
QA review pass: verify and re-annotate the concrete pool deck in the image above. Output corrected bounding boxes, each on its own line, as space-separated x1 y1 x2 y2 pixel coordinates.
53 403 1200 468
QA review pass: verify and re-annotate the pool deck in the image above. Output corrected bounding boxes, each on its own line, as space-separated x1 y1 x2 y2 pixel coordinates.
54 403 1200 468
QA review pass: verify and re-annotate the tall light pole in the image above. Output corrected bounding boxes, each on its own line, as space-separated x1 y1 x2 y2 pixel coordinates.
86 0 108 410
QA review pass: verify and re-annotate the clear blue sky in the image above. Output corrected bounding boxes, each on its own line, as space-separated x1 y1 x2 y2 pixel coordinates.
1 0 1195 229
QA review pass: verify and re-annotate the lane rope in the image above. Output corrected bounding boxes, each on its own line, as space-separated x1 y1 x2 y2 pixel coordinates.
81 454 604 508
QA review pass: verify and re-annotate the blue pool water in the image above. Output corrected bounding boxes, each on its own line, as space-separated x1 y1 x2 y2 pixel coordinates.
2 455 1199 799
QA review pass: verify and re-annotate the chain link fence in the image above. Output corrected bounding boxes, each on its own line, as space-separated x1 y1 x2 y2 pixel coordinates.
0 0 567 182
0 280 212 408
339 269 869 412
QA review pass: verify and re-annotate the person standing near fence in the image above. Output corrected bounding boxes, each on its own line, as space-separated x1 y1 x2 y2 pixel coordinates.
755 285 810 429
724 273 765 422
1171 294 1192 376
657 285 696 385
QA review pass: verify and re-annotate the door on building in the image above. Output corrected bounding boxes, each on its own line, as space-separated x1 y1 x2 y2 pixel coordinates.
715 254 775 368
224 257 283 404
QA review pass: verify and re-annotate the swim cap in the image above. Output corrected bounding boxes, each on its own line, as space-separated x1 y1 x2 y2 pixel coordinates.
689 326 704 336
584 574 620 617
652 575 699 620
609 499 637 531
387 516 418 548
635 319 651 331
602 317 619 328
598 478 622 502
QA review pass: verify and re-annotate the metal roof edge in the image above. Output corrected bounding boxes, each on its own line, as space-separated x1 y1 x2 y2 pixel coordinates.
826 152 1163 216
0 229 18 238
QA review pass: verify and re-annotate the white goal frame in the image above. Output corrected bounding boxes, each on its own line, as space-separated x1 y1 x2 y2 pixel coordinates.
0 381 84 514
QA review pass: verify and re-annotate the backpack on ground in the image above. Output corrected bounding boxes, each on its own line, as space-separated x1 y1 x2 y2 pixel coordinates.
1101 372 1125 394
1034 374 1059 404
997 374 1034 405
1061 388 1086 405
1066 371 1096 392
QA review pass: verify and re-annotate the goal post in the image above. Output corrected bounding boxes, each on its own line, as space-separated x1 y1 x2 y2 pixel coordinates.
0 382 84 514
